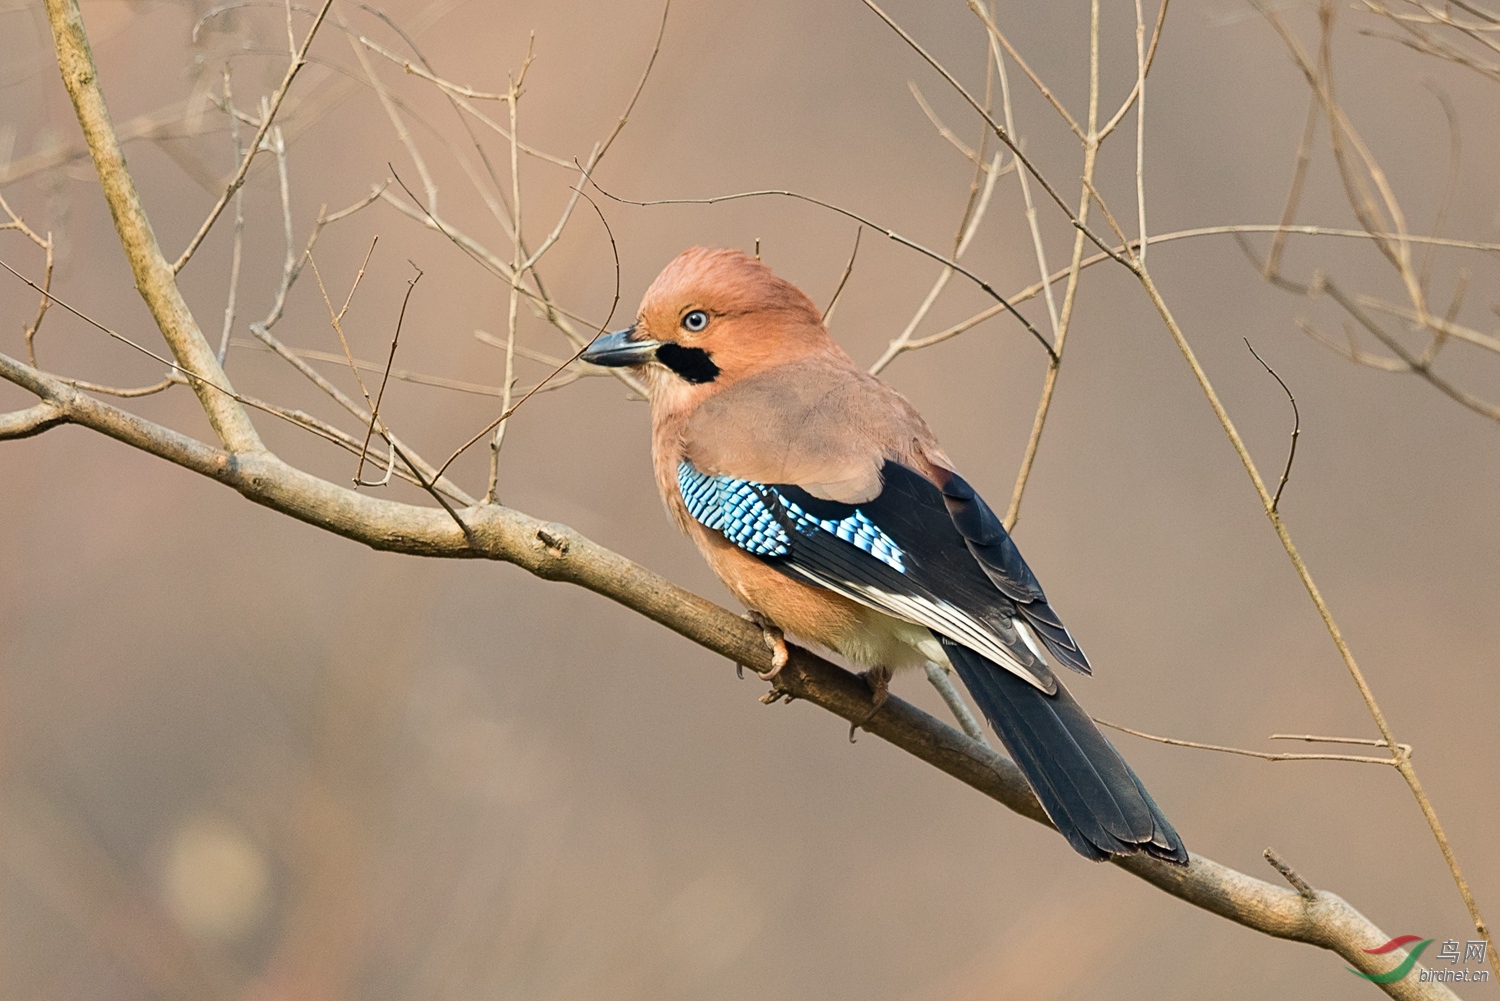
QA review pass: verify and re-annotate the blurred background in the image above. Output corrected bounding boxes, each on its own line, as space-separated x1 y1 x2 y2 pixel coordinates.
1 0 1497 998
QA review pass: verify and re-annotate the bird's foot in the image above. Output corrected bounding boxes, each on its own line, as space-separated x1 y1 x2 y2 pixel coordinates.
848 666 892 743
740 610 788 681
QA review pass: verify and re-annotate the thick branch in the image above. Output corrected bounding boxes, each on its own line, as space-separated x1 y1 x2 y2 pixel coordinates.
0 348 1457 999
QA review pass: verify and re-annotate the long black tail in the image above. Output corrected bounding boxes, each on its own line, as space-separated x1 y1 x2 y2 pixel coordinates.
941 637 1187 864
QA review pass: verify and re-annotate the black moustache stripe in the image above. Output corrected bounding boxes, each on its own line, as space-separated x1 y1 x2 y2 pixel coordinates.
656 343 720 384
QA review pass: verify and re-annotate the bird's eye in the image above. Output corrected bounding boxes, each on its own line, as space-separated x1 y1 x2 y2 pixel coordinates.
681 309 709 333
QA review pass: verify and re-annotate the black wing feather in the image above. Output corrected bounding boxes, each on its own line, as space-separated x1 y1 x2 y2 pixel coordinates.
942 638 1187 863
936 471 1091 674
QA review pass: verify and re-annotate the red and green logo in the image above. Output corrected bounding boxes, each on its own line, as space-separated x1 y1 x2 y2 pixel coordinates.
1349 936 1433 983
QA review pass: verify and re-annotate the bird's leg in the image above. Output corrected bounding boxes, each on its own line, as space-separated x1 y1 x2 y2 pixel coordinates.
742 610 789 681
848 665 892 742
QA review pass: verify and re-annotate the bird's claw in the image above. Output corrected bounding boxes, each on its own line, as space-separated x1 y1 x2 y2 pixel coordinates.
743 610 788 681
848 667 891 742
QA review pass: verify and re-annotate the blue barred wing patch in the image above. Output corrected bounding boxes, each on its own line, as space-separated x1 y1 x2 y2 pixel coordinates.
677 460 906 572
677 461 791 556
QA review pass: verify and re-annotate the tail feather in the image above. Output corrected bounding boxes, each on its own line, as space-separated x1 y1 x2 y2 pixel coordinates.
941 637 1187 864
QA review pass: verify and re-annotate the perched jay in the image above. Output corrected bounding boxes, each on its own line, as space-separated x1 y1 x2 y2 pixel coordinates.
584 247 1186 864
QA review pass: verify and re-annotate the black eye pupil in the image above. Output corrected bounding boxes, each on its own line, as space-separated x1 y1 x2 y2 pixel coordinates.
683 310 708 332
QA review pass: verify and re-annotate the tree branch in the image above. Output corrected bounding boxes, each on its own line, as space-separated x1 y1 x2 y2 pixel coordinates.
43 0 263 454
0 400 64 440
0 346 1461 999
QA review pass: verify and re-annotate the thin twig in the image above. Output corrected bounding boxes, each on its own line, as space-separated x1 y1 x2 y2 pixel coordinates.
62 375 177 398
1099 0 1171 140
1096 718 1400 765
908 81 981 163
965 0 1082 138
356 262 420 486
867 149 1003 375
1265 847 1318 900
1267 91 1321 280
1244 340 1301 513
821 226 862 325
216 66 245 366
486 54 528 505
1 191 57 366
1134 0 1149 265
1002 0 1105 530
234 339 505 396
1271 733 1413 752
924 662 989 746
172 0 336 273
993 17 1060 340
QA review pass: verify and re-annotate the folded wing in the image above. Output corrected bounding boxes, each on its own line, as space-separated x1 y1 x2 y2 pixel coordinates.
676 458 1088 692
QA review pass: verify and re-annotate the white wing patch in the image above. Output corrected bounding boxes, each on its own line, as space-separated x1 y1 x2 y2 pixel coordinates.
784 566 1055 693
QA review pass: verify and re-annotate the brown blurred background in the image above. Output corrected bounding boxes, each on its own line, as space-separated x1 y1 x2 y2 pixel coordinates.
2 0 1497 998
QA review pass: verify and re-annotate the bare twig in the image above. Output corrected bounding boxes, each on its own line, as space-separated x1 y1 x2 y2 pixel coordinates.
1134 0 1149 264
867 149 1003 374
216 66 245 366
234 339 505 396
908 81 981 163
1265 847 1318 901
0 258 464 508
924 662 989 746
1271 733 1413 752
0 192 54 366
485 52 530 505
1099 0 1171 140
62 375 177 398
992 17 1060 340
1002 0 1105 529
356 36 572 169
965 0 1082 138
821 226 862 325
1244 340 1301 513
358 263 420 486
0 400 64 440
1096 718 1400 765
172 0 336 273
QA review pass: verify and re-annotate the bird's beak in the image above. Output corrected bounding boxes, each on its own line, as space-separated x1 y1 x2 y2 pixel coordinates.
581 326 662 367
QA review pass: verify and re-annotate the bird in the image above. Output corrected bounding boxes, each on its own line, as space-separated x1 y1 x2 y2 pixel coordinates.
583 246 1187 864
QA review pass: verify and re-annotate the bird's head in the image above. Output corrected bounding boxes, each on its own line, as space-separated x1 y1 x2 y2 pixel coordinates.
582 247 835 409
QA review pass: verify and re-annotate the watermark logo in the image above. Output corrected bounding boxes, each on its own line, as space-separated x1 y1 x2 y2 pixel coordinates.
1348 936 1490 984
1348 936 1432 984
